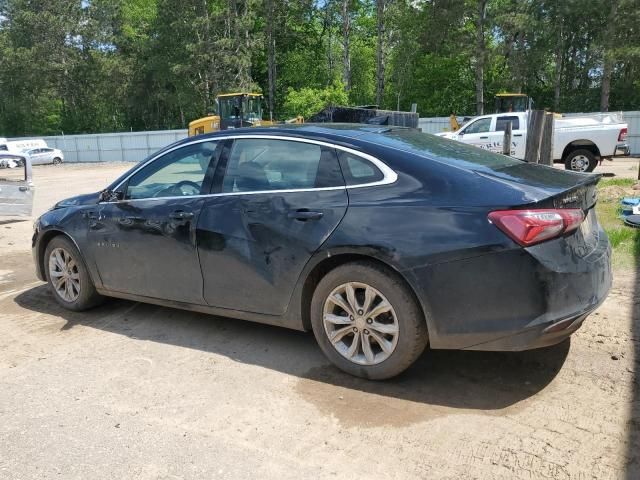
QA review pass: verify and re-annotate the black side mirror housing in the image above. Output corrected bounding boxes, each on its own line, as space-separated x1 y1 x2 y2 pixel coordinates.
99 189 123 202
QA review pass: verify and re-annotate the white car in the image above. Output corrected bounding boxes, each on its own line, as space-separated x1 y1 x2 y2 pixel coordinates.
437 111 629 172
23 147 64 166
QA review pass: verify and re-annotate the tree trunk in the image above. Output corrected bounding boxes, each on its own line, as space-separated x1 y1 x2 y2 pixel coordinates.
553 21 563 111
600 0 619 112
375 0 386 107
266 0 276 119
475 0 487 115
341 0 351 92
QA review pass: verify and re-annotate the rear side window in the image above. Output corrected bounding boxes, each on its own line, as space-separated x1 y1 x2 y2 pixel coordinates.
495 116 520 131
338 151 383 186
222 139 343 193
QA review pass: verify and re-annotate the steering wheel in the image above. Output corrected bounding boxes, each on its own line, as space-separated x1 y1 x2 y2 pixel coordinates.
156 180 201 197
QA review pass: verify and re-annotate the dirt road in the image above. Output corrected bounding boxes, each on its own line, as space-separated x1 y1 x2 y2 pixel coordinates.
0 163 638 479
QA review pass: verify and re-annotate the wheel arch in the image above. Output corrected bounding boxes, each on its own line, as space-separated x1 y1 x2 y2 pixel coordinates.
37 229 86 281
561 140 601 161
296 250 428 333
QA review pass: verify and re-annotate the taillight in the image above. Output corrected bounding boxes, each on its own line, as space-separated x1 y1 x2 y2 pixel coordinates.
488 209 585 247
619 127 628 142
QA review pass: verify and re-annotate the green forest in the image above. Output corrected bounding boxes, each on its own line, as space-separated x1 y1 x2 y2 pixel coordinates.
0 0 638 136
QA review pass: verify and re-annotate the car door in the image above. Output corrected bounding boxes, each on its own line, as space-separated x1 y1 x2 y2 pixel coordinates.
85 140 222 303
40 148 54 164
196 137 348 315
494 115 526 158
29 149 45 165
456 117 494 151
0 155 33 216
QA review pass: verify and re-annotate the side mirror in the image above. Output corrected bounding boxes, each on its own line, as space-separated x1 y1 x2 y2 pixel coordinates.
99 189 123 202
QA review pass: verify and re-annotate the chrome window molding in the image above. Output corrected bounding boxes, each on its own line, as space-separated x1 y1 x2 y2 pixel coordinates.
107 134 398 204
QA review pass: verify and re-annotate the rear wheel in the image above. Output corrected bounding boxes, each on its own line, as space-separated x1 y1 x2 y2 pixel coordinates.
45 236 103 311
52 157 62 165
565 149 597 173
311 261 428 380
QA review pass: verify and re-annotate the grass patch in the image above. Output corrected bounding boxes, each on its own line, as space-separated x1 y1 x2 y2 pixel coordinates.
598 177 636 188
595 178 640 268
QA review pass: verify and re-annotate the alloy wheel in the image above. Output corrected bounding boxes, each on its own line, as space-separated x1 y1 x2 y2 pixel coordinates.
322 282 399 365
48 247 81 302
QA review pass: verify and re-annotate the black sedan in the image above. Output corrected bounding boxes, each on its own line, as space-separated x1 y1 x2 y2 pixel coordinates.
32 125 611 379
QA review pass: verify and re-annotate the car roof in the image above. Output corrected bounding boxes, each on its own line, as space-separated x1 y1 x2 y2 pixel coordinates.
187 123 412 147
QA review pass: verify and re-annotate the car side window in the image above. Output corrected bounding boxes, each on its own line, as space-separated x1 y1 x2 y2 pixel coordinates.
495 116 520 131
125 141 219 200
222 139 342 193
0 156 27 182
338 151 383 186
463 118 491 134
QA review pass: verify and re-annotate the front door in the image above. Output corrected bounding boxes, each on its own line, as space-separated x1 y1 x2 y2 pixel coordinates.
86 140 222 303
0 155 33 217
457 117 494 152
197 137 348 315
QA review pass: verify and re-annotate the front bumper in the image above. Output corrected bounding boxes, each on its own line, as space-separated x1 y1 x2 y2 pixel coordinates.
413 225 612 351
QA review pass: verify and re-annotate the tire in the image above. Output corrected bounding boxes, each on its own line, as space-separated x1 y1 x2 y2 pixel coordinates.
564 149 597 173
44 235 103 311
52 157 62 165
310 261 428 380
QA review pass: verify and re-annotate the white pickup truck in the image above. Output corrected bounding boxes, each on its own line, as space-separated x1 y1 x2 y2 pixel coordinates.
436 111 629 172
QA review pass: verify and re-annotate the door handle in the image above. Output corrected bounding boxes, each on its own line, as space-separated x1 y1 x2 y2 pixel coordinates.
169 210 194 220
18 186 29 192
480 136 489 139
513 134 523 137
288 209 324 221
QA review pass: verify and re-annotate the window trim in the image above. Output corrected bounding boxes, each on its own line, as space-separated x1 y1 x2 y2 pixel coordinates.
105 135 397 204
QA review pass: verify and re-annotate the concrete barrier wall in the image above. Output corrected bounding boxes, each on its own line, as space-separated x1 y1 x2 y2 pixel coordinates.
8 130 187 163
8 111 639 163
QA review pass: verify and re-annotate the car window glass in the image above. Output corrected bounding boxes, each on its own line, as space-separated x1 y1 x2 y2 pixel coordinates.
463 118 491 134
126 141 219 200
338 151 383 186
495 116 520 131
0 157 26 182
222 139 341 193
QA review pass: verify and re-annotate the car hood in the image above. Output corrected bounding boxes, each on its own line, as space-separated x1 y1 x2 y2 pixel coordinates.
53 192 100 210
434 131 456 138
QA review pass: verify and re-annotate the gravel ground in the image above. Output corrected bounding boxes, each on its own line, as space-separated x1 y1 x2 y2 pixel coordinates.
0 162 638 479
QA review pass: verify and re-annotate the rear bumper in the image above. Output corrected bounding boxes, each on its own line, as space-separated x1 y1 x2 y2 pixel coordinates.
412 226 612 351
615 143 630 156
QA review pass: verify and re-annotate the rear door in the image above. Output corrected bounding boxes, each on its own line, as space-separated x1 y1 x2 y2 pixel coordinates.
494 115 526 158
196 137 348 315
40 148 55 164
0 155 33 216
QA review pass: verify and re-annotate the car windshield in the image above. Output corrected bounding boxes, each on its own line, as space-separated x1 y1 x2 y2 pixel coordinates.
366 130 522 171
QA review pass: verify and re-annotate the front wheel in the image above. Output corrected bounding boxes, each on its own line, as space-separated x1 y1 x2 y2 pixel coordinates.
311 261 428 380
52 157 63 165
565 149 597 173
45 236 103 311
